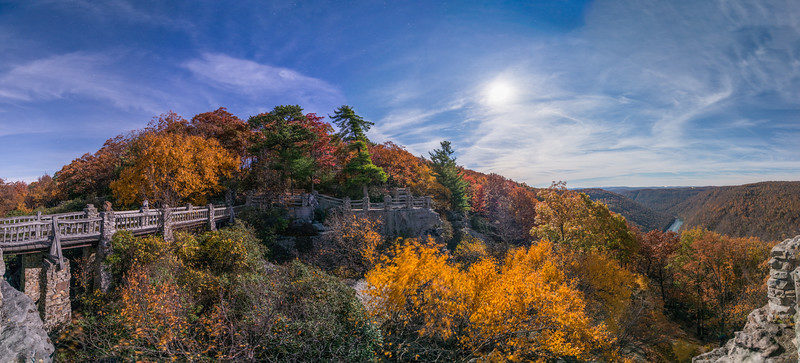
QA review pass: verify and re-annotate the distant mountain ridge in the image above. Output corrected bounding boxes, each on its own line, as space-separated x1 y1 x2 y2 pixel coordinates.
578 188 675 232
609 181 800 241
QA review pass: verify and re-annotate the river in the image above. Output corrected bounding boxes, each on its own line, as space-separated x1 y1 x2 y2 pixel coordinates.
667 218 684 233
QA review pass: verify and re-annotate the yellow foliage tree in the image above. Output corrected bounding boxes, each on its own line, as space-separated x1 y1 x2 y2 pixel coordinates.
111 132 239 206
365 239 615 361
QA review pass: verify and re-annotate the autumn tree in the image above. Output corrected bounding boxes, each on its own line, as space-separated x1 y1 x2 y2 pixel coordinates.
55 134 131 200
429 141 470 212
533 182 639 264
110 132 239 206
369 141 438 196
636 229 680 301
669 228 771 341
25 174 59 209
189 107 252 159
330 105 374 142
0 178 28 216
366 238 616 361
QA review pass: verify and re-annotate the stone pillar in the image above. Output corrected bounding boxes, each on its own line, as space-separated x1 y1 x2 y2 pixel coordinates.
95 202 115 293
207 203 216 231
226 190 236 223
425 196 432 209
41 258 71 330
766 236 800 319
392 187 399 202
384 194 392 211
84 204 99 219
343 197 351 211
363 187 371 211
162 204 174 242
21 253 43 303
406 194 413 209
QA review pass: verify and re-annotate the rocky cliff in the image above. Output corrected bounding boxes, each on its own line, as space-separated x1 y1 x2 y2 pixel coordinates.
0 250 55 362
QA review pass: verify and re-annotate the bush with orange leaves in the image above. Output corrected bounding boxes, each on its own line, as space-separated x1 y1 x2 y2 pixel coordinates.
366 238 616 361
309 212 384 278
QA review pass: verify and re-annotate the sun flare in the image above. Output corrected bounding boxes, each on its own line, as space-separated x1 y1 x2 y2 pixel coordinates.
484 78 516 106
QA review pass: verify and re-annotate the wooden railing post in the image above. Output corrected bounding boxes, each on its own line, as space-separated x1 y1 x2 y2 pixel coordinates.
95 202 115 293
161 204 173 242
207 203 216 231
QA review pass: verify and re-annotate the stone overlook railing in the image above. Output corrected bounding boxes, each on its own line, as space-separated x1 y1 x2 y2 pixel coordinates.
249 188 433 213
0 203 244 255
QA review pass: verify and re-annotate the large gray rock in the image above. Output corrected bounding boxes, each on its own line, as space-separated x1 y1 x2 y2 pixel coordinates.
693 307 797 363
0 280 54 362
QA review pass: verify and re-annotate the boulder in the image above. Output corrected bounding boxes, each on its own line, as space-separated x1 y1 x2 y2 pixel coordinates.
0 280 54 362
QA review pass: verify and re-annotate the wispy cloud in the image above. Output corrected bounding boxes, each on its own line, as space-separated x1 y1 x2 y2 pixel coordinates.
0 52 169 113
373 0 800 187
184 53 344 112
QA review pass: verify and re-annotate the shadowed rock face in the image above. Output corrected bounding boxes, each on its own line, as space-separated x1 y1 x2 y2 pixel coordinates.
0 280 55 362
694 236 800 362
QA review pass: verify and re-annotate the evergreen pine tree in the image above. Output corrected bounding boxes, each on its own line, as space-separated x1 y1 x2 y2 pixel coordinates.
429 141 470 212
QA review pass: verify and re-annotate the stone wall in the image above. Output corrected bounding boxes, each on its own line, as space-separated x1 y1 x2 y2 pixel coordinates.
361 208 443 238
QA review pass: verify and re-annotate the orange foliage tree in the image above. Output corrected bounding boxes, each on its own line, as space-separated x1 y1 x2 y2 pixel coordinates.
0 178 28 216
56 134 131 200
366 239 615 361
670 228 771 341
369 141 438 196
533 182 639 264
110 132 239 206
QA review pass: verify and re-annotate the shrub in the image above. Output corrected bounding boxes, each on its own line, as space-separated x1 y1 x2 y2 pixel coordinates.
309 212 383 278
220 261 382 361
366 238 615 361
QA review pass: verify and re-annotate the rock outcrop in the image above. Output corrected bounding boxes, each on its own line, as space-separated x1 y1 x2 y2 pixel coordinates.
0 280 55 362
694 236 800 362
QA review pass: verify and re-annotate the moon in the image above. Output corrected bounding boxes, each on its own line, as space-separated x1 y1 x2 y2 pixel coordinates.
484 78 516 106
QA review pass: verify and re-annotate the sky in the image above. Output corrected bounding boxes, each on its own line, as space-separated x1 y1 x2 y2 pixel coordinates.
0 0 799 188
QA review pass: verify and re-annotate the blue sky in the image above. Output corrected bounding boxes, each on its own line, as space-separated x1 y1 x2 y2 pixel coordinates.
1 0 799 187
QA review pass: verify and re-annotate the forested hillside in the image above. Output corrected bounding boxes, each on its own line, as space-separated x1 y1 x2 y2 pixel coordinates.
618 187 714 215
579 188 674 232
616 182 800 241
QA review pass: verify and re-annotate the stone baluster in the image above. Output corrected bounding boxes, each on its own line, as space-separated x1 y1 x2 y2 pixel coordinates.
207 203 216 231
139 201 149 228
363 186 371 211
